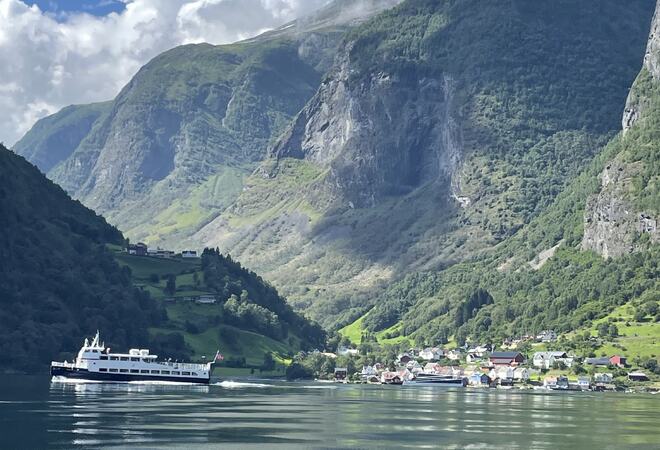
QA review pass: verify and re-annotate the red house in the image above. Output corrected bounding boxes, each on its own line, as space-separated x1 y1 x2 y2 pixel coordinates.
609 355 627 367
489 352 525 366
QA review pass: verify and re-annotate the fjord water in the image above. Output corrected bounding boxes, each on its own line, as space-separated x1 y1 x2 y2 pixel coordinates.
1 376 658 449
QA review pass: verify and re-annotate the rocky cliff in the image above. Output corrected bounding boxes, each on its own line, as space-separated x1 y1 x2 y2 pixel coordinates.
196 0 654 326
583 0 660 258
14 0 399 246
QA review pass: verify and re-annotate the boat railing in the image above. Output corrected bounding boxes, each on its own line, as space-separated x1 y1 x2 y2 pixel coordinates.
51 361 76 369
160 361 209 370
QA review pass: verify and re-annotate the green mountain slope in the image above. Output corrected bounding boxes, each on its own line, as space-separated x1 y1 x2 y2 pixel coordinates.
196 0 655 327
11 102 110 174
347 2 660 358
0 144 162 371
0 144 323 372
13 0 398 248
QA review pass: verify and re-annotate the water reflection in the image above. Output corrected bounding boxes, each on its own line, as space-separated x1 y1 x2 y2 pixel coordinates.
0 377 655 449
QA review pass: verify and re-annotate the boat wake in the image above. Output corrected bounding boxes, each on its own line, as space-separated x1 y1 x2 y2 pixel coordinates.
214 380 273 388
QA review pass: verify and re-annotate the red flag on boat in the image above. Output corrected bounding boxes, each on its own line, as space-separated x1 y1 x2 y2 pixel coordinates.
214 350 224 362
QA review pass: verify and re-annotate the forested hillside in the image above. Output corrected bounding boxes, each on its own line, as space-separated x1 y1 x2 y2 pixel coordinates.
196 0 655 328
0 144 324 372
13 0 398 248
349 1 660 350
0 144 163 371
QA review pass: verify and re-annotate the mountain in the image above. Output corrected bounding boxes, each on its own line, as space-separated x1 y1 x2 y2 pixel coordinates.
13 0 401 248
13 0 657 334
349 0 660 350
0 143 324 372
0 143 161 371
195 0 655 327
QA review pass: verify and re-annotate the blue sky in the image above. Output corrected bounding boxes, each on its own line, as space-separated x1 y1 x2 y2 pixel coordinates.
27 0 126 16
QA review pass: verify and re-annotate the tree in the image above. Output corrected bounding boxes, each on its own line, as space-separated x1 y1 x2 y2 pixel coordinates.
608 324 618 338
261 352 275 371
633 308 646 323
164 274 176 295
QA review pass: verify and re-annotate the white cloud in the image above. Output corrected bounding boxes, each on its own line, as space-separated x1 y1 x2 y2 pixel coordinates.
0 0 329 146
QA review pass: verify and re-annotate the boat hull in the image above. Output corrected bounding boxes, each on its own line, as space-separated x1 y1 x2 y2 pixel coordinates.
51 366 210 384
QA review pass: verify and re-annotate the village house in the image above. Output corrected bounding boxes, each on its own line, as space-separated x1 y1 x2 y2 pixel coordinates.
489 351 524 366
491 366 515 384
360 365 380 383
532 351 574 369
609 355 627 367
536 330 558 342
593 373 613 384
127 242 148 256
398 353 413 364
406 360 423 374
334 368 348 381
181 250 199 258
419 347 444 361
513 367 530 382
628 371 650 382
585 357 611 367
381 371 403 384
468 372 491 387
446 349 462 361
577 377 591 390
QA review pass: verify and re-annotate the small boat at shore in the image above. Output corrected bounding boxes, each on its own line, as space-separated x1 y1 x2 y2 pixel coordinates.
51 332 218 384
402 372 467 387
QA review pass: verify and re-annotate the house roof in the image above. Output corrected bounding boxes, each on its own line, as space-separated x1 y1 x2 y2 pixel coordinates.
490 352 522 358
534 351 568 358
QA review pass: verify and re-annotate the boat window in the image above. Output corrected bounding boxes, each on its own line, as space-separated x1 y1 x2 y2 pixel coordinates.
130 369 139 373
91 350 98 353
140 370 149 374
100 356 108 360
110 356 118 361
120 357 129 361
151 370 159 374
120 369 129 373
130 357 140 362
109 368 118 373
161 370 170 375
182 372 190 375
192 373 197 376
99 368 107 372
172 371 180 375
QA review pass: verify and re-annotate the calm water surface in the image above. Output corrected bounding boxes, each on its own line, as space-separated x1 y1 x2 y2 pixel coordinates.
1 375 658 449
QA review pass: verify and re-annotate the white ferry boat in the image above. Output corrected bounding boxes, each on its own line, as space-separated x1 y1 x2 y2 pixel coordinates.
50 332 217 384
402 372 467 387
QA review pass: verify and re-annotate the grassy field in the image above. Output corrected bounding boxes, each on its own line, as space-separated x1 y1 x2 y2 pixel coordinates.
339 314 409 346
588 304 660 359
115 250 298 372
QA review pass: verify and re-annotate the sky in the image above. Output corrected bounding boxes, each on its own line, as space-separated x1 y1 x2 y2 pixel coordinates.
0 0 330 146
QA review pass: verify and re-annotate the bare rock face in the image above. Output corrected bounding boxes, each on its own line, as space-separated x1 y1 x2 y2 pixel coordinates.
271 45 462 209
584 0 660 258
581 159 653 258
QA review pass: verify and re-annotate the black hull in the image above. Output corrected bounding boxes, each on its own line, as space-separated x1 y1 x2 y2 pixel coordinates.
51 366 210 385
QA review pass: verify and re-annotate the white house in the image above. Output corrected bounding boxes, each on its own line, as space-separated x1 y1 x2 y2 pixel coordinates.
419 347 444 361
532 351 573 369
513 367 530 381
446 350 462 361
182 250 198 258
536 330 558 343
594 373 613 384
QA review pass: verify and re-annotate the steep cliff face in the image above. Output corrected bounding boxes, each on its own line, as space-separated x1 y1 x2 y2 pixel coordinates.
272 48 461 209
196 0 654 326
583 2 660 257
13 0 399 247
